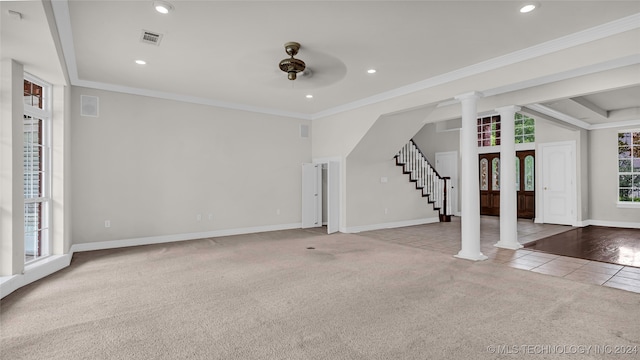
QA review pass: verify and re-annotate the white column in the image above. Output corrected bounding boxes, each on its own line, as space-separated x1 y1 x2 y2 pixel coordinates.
495 105 522 250
454 92 487 261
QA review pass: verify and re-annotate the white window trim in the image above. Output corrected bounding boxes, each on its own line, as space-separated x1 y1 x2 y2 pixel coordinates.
617 202 640 208
477 113 536 149
23 73 53 264
617 129 639 206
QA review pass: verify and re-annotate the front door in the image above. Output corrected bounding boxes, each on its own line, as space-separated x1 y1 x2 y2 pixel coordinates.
479 153 500 216
516 151 535 218
480 151 536 218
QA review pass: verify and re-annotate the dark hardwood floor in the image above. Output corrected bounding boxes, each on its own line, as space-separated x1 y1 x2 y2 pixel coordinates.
525 226 640 268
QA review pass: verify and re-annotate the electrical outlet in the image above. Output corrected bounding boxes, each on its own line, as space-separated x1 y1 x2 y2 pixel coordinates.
104 220 111 228
276 209 281 215
196 214 202 221
384 208 389 215
208 214 213 221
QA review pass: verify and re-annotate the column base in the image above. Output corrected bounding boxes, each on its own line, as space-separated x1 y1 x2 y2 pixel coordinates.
494 241 523 250
454 251 488 261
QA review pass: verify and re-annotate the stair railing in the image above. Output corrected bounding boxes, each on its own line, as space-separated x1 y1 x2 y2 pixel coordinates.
395 139 451 222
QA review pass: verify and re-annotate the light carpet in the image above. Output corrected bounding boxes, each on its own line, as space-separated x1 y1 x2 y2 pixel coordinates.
1 230 639 359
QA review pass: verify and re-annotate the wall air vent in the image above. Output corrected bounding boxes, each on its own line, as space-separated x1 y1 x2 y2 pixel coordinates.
140 30 162 46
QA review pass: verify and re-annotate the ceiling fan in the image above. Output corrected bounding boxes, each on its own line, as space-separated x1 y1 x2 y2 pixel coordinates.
278 42 307 81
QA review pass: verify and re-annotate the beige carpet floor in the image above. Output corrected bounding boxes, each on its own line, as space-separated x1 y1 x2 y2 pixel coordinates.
2 230 640 359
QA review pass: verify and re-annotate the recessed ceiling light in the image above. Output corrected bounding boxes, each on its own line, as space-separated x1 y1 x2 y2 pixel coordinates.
520 3 538 13
305 94 313 99
135 60 147 65
367 69 377 74
153 0 174 14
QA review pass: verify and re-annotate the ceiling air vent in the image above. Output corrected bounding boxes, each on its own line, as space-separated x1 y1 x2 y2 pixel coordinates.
140 30 162 46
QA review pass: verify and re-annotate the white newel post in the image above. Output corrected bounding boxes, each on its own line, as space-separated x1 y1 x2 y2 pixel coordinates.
454 92 487 261
495 105 522 249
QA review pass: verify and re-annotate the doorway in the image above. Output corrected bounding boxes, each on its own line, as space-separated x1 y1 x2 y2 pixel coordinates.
435 151 458 215
302 161 340 234
479 151 536 218
540 141 576 225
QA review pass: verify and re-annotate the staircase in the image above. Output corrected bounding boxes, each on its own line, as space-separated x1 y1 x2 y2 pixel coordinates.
395 140 451 222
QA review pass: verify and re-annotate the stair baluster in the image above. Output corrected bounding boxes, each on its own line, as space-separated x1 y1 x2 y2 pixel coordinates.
394 139 451 222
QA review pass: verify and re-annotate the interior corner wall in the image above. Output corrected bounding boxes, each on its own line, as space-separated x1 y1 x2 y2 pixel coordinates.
588 126 640 224
70 87 311 244
346 159 439 229
578 128 589 222
0 59 25 276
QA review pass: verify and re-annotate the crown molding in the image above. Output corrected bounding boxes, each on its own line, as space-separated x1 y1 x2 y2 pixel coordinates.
527 104 640 130
51 1 640 121
73 79 314 120
589 119 640 130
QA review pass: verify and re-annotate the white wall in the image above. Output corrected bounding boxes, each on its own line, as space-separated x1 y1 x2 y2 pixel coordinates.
52 84 72 254
70 87 311 244
589 127 640 224
343 106 440 230
346 159 439 229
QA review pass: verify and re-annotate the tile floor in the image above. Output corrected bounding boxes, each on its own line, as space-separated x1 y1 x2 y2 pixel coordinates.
358 216 640 294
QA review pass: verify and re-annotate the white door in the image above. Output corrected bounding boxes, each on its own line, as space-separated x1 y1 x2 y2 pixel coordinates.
541 142 575 225
302 163 322 228
435 151 458 215
327 161 340 234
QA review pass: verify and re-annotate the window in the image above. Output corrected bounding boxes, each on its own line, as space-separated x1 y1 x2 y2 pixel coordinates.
23 76 51 263
477 114 535 147
492 157 500 190
477 116 501 147
480 158 489 190
515 113 535 143
524 155 534 191
516 154 535 191
618 131 640 203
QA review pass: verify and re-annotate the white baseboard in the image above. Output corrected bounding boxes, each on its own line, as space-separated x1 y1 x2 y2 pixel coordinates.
71 223 302 253
344 217 440 233
535 218 639 229
580 219 640 229
1 254 72 299
1 223 302 299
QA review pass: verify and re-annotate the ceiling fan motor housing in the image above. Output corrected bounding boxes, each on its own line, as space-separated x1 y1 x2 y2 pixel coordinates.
279 42 306 80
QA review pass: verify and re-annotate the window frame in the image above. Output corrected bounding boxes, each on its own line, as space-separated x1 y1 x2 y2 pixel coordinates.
23 73 52 264
477 113 535 150
515 113 535 144
617 129 640 208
